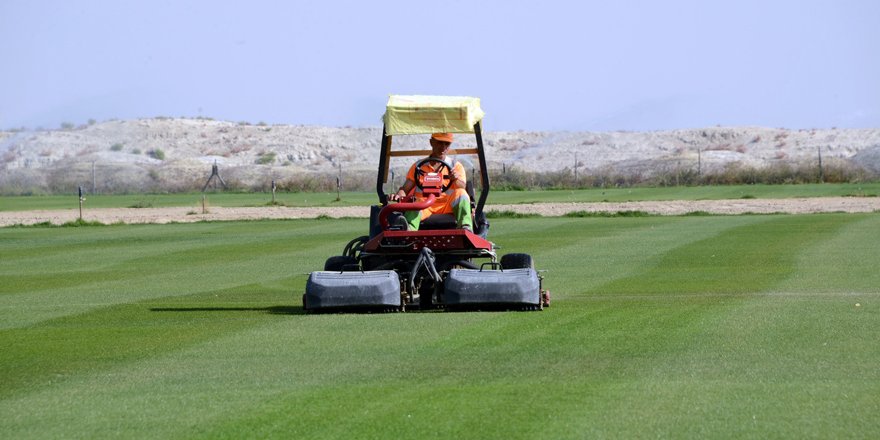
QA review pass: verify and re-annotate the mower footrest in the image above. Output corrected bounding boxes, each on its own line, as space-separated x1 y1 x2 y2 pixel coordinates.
444 268 540 306
304 270 401 311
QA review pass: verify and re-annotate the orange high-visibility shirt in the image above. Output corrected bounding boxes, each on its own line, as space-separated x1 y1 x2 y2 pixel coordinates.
405 159 467 214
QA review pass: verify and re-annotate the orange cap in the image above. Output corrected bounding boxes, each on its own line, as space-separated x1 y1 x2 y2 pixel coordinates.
431 133 453 143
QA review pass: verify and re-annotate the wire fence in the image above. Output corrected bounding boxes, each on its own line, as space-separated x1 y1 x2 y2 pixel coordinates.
1 153 877 195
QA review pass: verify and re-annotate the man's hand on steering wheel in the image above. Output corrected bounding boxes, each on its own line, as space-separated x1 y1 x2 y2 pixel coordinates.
387 192 404 202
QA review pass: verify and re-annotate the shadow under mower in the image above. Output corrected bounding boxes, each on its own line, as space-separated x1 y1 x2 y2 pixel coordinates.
302 95 550 313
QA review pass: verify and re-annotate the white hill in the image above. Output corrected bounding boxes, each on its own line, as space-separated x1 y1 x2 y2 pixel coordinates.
2 118 878 193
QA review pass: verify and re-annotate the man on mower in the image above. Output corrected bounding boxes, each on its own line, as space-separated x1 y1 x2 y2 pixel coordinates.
388 133 473 231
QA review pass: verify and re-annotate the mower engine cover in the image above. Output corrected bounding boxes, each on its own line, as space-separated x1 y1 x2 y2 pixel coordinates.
444 268 541 306
304 270 401 310
421 172 443 195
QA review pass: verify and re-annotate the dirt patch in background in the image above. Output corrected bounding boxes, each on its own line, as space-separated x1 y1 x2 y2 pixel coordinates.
492 197 880 216
2 197 878 227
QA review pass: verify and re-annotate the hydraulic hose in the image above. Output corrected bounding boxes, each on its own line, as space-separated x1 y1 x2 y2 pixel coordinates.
408 247 441 295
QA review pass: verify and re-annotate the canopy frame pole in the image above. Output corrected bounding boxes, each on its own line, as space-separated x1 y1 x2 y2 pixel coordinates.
377 126 392 205
473 121 489 219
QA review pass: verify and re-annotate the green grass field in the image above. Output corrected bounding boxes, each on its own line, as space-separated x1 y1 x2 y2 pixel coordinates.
1 214 878 438
2 182 879 211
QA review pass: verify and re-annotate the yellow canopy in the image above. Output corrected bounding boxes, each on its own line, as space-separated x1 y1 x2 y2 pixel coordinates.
383 95 485 135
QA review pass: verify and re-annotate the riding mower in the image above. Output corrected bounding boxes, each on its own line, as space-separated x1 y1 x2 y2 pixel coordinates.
302 95 550 312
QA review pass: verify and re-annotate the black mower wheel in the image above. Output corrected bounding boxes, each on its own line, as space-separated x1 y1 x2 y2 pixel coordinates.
500 253 534 270
324 255 358 271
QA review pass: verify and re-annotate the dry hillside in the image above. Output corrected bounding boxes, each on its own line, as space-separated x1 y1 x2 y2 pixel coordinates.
2 118 879 193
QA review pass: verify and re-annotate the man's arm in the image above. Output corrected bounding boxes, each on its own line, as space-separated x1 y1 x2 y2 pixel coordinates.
450 163 466 189
389 178 415 202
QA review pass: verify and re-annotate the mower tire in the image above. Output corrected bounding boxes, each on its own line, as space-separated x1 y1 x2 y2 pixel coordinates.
501 253 534 270
324 255 359 272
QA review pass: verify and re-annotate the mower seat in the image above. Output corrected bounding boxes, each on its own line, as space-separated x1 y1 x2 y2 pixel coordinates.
415 182 489 235
421 181 478 231
420 214 457 230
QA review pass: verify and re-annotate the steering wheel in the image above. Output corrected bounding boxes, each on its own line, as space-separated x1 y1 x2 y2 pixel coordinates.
414 157 454 192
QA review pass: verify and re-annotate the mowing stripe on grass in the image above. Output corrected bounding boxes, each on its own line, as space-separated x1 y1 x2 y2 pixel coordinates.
1 215 878 438
490 215 765 296
775 213 880 293
0 219 365 329
594 214 860 295
0 283 302 400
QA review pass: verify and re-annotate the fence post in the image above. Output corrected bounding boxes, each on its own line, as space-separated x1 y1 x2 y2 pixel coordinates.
336 163 342 201
817 146 824 183
697 148 702 178
78 186 84 220
676 161 681 186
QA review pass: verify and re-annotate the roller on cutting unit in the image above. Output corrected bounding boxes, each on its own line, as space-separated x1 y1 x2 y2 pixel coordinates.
301 95 551 313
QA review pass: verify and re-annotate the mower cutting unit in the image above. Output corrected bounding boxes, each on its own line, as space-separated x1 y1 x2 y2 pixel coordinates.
302 95 550 313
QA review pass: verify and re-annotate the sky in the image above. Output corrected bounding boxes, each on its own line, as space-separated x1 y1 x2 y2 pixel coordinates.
1 0 878 132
